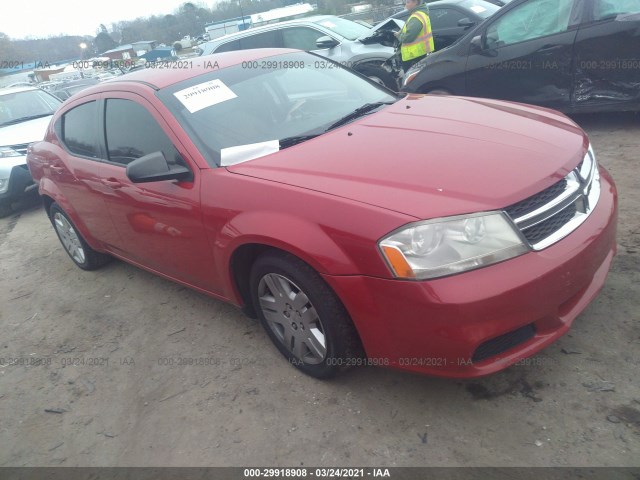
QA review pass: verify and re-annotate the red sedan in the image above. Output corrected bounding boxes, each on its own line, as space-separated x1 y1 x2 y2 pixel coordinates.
27 49 617 379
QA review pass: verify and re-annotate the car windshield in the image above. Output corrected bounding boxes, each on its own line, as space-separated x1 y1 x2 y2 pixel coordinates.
0 89 61 127
459 0 501 18
312 17 371 40
158 52 399 167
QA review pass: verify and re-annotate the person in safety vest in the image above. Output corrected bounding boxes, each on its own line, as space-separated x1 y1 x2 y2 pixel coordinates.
395 0 435 72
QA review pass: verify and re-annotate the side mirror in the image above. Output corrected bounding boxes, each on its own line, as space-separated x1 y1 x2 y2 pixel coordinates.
457 17 476 29
126 151 192 183
315 36 339 49
470 35 483 51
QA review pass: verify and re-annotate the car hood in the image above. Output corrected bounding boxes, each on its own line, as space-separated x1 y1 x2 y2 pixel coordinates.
0 115 52 148
358 18 404 41
227 95 588 219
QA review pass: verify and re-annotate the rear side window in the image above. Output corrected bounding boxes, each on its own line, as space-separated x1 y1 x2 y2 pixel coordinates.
61 101 98 158
104 99 185 167
215 40 241 53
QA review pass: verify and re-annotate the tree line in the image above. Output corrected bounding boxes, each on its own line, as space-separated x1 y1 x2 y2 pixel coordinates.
0 0 397 66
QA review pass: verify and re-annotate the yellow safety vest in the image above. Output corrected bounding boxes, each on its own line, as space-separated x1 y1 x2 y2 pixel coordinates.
400 10 435 61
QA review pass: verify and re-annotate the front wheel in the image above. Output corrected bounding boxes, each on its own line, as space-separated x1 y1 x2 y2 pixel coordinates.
49 203 110 270
250 252 362 379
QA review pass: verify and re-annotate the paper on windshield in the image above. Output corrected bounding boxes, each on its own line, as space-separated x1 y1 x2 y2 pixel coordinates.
173 79 237 113
470 5 487 13
220 140 280 166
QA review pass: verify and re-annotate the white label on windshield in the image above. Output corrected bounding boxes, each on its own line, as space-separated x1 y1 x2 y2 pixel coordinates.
470 5 487 13
173 79 237 113
220 140 280 166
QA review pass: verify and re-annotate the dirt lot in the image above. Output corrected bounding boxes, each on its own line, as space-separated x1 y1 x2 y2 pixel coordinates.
0 112 638 468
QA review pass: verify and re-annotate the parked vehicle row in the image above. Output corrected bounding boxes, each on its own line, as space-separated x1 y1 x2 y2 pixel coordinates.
0 86 62 216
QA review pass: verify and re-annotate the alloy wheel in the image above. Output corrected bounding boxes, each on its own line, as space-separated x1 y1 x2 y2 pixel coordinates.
53 212 86 265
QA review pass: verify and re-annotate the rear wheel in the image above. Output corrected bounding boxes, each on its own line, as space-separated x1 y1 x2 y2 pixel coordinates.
250 251 362 379
49 203 110 270
0 202 12 218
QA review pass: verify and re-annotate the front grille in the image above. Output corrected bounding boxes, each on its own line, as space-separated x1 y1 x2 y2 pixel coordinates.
472 323 536 363
504 149 600 250
10 143 30 155
520 203 577 245
505 179 567 219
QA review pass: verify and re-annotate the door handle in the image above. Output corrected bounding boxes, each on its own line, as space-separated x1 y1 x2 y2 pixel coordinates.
537 44 563 54
101 178 123 189
50 166 64 174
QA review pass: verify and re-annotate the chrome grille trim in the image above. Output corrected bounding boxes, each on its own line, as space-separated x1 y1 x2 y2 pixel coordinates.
505 148 600 251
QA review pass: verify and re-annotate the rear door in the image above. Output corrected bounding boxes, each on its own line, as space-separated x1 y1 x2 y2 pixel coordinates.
572 0 640 110
54 98 118 244
465 0 580 110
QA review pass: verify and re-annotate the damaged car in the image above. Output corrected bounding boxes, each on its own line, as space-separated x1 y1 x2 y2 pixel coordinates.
198 15 403 90
27 49 617 379
402 0 640 113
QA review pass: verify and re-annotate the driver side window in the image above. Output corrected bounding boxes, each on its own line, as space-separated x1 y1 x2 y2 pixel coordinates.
593 0 640 21
485 0 574 48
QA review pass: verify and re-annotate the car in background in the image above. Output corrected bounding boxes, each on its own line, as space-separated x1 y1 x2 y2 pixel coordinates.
48 78 100 101
389 0 500 50
0 86 61 216
402 0 640 113
27 48 616 379
197 16 400 89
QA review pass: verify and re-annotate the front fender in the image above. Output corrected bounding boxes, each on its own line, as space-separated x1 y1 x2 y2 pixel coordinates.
214 210 357 300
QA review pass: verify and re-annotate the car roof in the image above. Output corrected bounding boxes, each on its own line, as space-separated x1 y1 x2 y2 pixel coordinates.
0 85 40 96
69 48 300 95
204 15 338 45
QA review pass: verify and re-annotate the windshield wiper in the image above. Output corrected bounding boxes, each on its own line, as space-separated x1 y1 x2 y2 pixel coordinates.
325 101 393 132
0 113 53 127
278 134 321 150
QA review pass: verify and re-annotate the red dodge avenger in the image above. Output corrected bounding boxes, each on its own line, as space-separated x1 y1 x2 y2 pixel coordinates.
27 49 617 379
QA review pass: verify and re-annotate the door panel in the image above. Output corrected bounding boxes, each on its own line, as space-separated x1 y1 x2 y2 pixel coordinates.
97 95 218 291
55 100 118 244
573 0 640 108
465 0 578 110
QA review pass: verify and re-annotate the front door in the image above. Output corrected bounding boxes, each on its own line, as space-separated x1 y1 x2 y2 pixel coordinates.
465 0 579 110
97 94 216 291
572 0 640 110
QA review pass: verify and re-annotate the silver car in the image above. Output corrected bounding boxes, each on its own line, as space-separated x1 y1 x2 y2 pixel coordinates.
198 15 401 90
0 86 61 216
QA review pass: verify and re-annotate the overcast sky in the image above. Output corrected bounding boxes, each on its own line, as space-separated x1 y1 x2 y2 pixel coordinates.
1 0 212 39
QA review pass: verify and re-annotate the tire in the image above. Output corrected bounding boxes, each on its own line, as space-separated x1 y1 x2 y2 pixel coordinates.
49 203 110 270
356 65 398 91
0 202 12 218
250 251 362 379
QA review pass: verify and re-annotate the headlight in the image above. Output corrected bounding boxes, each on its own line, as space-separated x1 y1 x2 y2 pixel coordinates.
379 212 529 280
0 147 21 158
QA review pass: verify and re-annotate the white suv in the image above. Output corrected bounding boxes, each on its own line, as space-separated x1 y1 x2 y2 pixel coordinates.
0 86 61 216
198 16 401 90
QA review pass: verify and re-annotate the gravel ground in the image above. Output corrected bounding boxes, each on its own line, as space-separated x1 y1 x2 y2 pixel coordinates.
0 112 638 467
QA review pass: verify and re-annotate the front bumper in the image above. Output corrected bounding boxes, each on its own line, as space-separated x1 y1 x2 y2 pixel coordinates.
323 167 618 377
0 155 36 204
